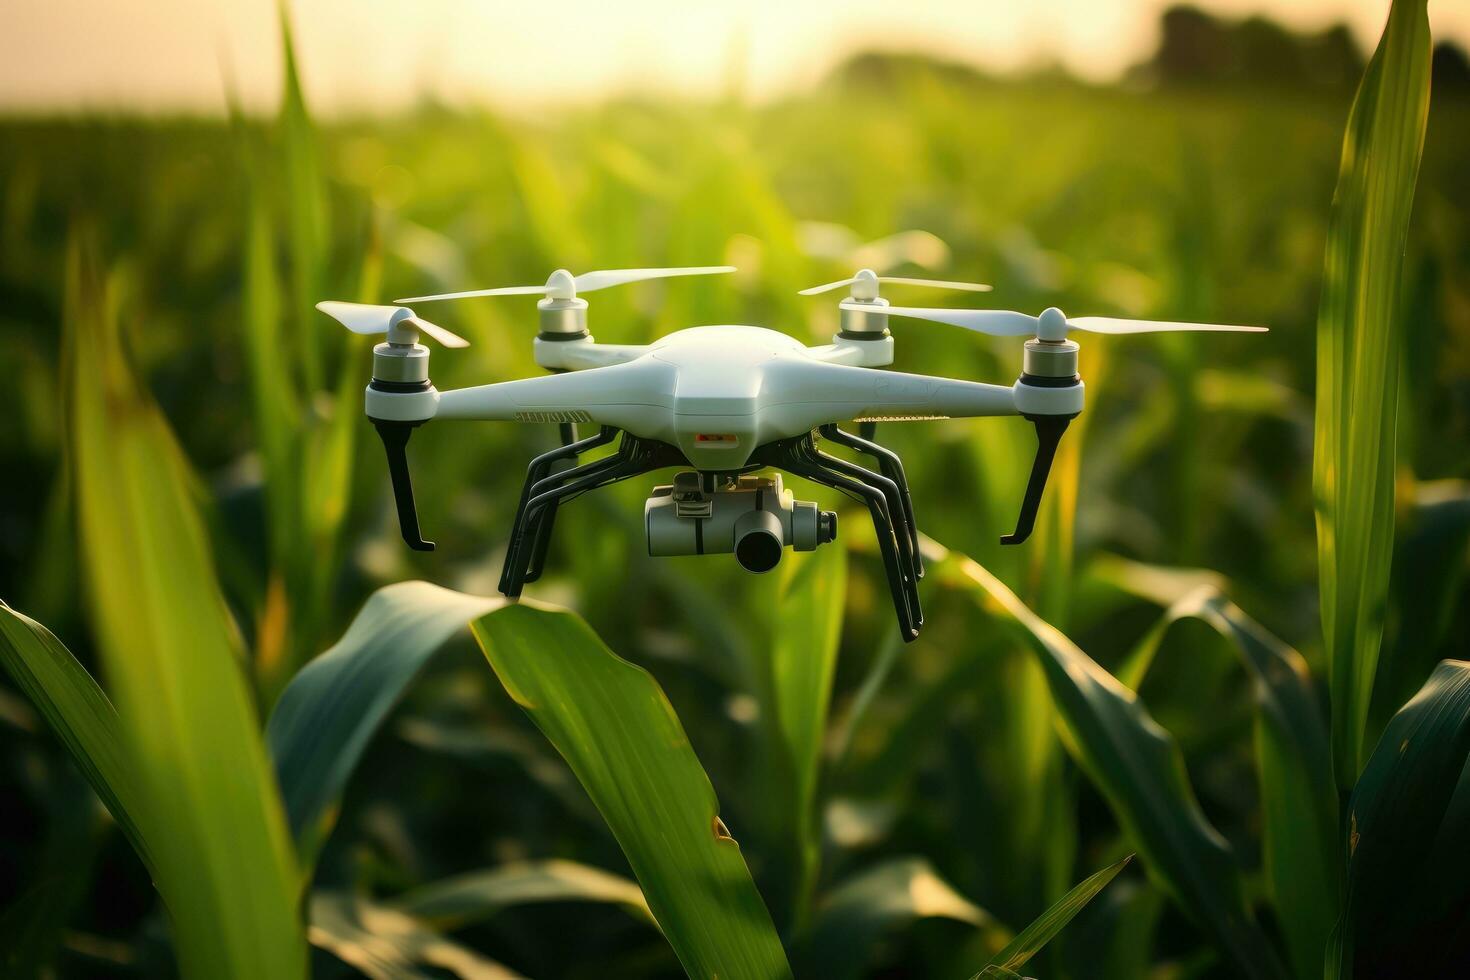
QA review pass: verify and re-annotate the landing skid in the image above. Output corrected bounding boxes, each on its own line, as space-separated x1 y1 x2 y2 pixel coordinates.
497 426 924 640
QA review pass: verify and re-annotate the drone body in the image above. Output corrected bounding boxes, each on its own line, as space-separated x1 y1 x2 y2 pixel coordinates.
320 266 1264 640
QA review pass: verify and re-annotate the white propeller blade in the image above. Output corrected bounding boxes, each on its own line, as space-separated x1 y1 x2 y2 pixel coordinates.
845 303 1039 336
844 302 1267 339
396 266 735 304
402 316 471 348
393 285 546 302
316 301 469 347
800 275 992 296
317 301 404 334
571 266 735 292
1064 316 1268 335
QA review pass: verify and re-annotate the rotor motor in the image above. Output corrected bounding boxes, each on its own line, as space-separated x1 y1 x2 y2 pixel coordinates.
645 472 837 572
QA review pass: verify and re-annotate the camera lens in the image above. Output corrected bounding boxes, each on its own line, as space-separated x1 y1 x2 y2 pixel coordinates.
733 509 784 573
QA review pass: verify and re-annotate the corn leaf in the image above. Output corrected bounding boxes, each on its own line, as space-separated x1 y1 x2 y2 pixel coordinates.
238 143 300 580
1329 660 1470 978
762 543 847 923
65 235 305 977
971 855 1132 979
234 36 360 691
1371 481 1470 738
473 601 792 980
1313 0 1431 786
1120 588 1336 980
277 1 328 393
797 857 1001 980
394 858 655 929
267 582 503 871
309 891 521 980
923 537 1288 980
0 603 154 877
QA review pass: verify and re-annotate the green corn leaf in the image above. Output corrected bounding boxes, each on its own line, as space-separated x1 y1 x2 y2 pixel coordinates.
762 543 847 924
1371 481 1470 738
1313 0 1432 787
473 601 792 980
238 140 301 576
923 537 1288 980
971 854 1132 979
1328 660 1470 978
64 235 305 977
797 857 1002 980
234 30 360 691
394 858 655 929
0 602 155 879
309 891 522 980
277 1 328 394
1120 587 1336 980
268 581 502 870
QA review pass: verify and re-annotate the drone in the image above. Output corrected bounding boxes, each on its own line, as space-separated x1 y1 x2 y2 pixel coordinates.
318 265 1265 640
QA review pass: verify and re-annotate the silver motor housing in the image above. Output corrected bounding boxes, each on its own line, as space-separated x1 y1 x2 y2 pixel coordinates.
646 472 837 572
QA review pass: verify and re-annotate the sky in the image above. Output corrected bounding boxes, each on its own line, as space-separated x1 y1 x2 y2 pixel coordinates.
0 0 1466 114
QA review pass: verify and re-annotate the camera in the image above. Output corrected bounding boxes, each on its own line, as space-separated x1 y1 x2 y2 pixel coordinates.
645 472 837 572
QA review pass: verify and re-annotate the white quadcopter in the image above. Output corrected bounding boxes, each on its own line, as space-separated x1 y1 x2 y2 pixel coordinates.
318 266 1265 640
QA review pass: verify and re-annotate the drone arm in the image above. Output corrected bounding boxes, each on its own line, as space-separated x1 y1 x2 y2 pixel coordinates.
434 361 664 426
533 337 651 371
780 362 1021 422
804 335 895 368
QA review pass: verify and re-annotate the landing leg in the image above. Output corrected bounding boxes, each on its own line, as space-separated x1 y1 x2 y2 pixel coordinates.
501 434 685 597
820 424 922 578
808 445 922 622
500 429 619 594
764 434 920 640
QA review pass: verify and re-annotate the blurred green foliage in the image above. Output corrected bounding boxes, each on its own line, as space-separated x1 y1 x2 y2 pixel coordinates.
1 2 1469 977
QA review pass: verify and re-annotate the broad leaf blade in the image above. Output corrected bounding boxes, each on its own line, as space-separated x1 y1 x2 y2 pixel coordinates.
1120 587 1337 980
924 538 1288 980
1313 0 1432 786
267 581 503 869
65 235 305 977
1330 660 1470 978
1371 481 1470 737
973 855 1132 978
0 603 153 877
473 602 792 980
765 544 847 923
395 858 654 929
278 2 328 394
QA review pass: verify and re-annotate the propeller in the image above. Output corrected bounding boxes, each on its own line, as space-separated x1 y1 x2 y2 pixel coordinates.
316 301 469 348
395 266 736 304
840 303 1267 341
802 268 991 300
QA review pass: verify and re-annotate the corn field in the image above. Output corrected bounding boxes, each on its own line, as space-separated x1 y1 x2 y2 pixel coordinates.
1 1 1468 977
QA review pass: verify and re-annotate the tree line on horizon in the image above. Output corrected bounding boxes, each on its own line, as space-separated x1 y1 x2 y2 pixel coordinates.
832 4 1470 96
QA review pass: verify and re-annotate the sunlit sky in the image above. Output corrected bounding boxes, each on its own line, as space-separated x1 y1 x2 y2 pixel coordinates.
1 0 1466 114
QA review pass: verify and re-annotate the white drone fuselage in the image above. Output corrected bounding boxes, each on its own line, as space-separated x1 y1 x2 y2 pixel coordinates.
364 324 1084 470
